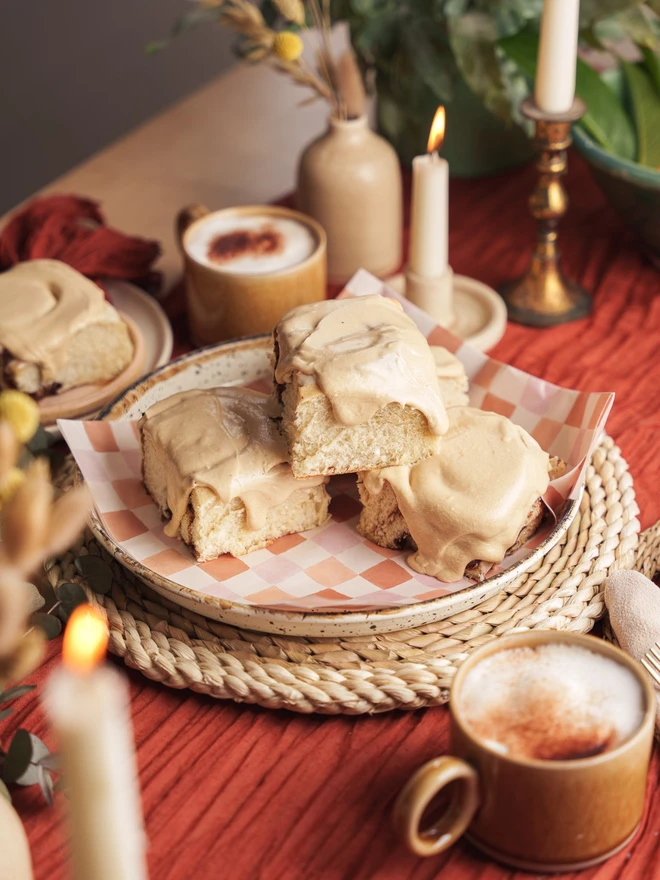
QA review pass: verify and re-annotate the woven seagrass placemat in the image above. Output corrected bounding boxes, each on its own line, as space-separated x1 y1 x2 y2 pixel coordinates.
46 437 654 715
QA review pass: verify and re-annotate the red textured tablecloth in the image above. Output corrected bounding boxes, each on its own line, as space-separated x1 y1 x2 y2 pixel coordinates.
9 152 660 880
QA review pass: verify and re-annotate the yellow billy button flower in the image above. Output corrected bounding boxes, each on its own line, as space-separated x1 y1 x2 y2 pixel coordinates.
0 467 25 506
272 31 304 62
0 391 40 444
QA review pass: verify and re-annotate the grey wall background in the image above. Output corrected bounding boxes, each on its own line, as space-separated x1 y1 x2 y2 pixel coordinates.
0 0 235 214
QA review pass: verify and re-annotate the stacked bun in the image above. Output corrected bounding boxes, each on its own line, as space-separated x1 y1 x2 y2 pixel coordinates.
141 296 555 580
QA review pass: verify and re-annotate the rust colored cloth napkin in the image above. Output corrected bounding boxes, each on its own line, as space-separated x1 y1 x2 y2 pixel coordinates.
0 195 162 292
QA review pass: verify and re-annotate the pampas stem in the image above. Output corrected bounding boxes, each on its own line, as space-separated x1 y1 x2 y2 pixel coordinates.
308 0 341 113
336 50 366 119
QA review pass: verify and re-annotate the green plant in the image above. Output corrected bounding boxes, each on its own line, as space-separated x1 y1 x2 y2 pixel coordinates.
333 0 660 168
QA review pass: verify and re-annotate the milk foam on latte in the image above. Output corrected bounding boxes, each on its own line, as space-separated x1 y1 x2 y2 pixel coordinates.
459 644 644 761
186 213 317 274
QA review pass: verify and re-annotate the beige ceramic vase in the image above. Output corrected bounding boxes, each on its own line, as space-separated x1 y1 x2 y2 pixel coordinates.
297 115 403 285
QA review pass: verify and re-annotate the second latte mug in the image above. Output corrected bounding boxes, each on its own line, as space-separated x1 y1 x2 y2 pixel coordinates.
394 631 655 872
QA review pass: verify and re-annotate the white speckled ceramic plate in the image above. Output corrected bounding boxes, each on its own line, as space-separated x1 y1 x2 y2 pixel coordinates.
79 337 580 638
45 281 173 436
105 280 173 373
38 313 147 425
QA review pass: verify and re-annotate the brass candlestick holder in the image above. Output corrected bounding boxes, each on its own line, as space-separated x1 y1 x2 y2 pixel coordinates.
500 97 591 327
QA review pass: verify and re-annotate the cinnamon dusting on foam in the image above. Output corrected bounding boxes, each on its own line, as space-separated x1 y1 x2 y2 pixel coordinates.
186 213 316 274
458 644 644 761
0 259 119 384
362 406 550 582
274 296 448 432
208 225 283 265
139 387 325 537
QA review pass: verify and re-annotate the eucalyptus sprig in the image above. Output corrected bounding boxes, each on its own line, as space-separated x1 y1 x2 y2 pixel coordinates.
30 554 114 644
0 687 59 806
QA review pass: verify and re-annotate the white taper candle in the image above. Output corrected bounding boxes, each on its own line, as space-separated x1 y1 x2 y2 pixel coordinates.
45 607 148 880
535 0 581 115
408 107 449 279
409 153 449 279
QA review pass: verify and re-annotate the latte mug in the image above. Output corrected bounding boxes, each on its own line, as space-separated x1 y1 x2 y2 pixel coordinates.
177 204 327 344
394 631 655 872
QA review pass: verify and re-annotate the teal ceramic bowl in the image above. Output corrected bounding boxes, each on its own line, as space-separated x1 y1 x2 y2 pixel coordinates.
573 126 660 266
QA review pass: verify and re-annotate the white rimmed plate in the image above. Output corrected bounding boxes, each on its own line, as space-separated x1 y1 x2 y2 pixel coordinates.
105 280 173 372
44 280 173 436
80 337 580 638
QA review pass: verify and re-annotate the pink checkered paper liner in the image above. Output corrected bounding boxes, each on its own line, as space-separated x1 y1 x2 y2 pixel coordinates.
58 270 613 613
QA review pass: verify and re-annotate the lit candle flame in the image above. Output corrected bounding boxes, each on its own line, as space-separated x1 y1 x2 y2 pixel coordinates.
427 106 446 154
63 605 109 673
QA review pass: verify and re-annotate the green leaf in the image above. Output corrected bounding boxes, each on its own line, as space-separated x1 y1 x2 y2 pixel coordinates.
499 29 636 159
0 780 10 803
354 8 401 56
443 0 469 16
31 612 62 641
2 730 33 784
594 6 660 50
350 0 391 14
405 20 453 102
145 40 169 56
492 0 543 39
55 583 88 619
377 87 408 140
24 582 45 615
642 47 660 94
622 61 660 167
0 685 36 704
15 734 50 787
26 425 55 455
36 765 54 807
171 6 224 38
53 777 68 798
449 13 512 122
37 753 61 772
74 556 113 595
574 62 637 159
579 0 644 29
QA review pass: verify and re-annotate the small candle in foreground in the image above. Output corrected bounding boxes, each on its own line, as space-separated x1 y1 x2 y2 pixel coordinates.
45 605 148 880
535 0 580 115
409 106 448 280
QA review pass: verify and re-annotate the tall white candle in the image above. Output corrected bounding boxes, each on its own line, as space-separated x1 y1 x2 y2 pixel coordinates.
408 107 448 279
535 0 580 115
45 606 148 880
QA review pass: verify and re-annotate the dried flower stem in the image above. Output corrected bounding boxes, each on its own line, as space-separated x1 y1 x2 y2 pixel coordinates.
307 0 341 114
274 55 337 109
337 50 367 119
0 419 90 670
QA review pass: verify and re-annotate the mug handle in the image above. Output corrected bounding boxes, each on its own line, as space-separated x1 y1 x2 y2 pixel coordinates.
393 756 480 857
176 203 210 251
